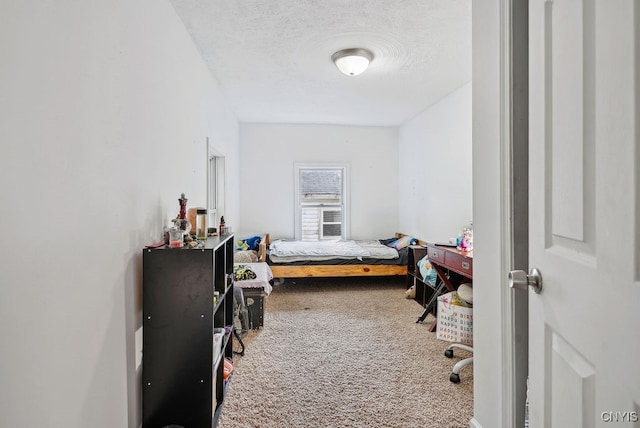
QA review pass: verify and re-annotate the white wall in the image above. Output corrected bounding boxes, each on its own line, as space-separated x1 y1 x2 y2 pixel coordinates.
398 83 473 243
238 123 399 240
0 1 239 427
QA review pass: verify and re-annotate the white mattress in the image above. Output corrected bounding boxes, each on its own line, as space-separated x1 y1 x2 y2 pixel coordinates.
268 239 399 263
234 262 273 296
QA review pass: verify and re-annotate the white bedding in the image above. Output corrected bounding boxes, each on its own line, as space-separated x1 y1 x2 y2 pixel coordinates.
355 240 401 259
234 262 273 296
268 239 399 263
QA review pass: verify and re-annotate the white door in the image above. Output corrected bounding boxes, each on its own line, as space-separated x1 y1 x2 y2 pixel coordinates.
527 0 640 426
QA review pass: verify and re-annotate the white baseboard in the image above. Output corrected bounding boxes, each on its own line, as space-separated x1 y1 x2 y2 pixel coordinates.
469 417 483 428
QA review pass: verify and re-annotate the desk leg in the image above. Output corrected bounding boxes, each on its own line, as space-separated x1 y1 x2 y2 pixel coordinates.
432 264 457 292
427 264 464 331
416 281 446 326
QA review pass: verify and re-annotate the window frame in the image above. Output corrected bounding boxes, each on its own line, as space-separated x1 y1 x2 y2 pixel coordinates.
207 139 225 230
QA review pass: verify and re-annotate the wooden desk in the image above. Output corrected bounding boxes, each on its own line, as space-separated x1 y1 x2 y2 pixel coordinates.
421 244 473 331
427 244 473 289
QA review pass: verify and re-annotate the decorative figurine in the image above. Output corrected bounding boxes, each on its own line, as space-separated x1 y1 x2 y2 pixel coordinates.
173 193 191 235
457 222 473 252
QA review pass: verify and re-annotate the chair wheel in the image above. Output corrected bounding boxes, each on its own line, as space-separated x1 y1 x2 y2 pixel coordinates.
444 349 454 358
450 373 460 383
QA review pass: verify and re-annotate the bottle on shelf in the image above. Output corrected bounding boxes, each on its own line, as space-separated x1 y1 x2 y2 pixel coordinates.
219 216 227 235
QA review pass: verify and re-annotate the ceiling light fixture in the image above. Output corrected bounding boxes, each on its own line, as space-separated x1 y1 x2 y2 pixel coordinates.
331 48 374 76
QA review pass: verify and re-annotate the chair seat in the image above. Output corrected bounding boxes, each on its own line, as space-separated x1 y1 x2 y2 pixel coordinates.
457 282 473 304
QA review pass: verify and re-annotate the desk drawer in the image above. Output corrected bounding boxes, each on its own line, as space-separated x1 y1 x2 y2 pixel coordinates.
427 247 445 263
444 251 473 278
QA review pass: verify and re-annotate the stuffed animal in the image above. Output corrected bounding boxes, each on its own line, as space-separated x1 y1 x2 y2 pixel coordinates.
236 235 261 251
405 285 416 299
417 256 438 286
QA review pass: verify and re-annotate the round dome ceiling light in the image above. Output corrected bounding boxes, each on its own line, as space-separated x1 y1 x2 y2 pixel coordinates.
331 48 374 76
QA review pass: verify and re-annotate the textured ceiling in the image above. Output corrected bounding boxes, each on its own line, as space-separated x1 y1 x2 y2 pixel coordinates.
169 0 471 127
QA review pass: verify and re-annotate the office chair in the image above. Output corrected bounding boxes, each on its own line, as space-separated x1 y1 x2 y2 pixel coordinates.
445 282 473 383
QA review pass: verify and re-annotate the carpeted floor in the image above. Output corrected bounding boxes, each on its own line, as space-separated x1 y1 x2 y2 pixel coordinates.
219 277 473 428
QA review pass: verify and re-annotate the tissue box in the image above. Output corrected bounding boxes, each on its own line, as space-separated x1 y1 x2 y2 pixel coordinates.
212 328 225 362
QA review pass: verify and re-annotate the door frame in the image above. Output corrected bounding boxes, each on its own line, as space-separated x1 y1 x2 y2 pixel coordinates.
498 0 529 426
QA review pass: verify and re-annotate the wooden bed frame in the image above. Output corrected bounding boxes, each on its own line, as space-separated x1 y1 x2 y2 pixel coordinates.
257 233 426 279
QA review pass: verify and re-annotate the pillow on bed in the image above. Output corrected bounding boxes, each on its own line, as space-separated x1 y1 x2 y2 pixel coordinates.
234 250 259 263
388 235 418 250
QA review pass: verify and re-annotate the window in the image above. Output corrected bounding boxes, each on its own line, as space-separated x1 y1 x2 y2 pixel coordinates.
208 154 217 215
295 163 348 240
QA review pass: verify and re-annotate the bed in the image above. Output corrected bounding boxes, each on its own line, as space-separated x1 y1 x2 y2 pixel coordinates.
257 233 425 279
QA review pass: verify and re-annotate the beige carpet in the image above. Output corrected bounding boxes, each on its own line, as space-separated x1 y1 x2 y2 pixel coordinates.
219 277 473 428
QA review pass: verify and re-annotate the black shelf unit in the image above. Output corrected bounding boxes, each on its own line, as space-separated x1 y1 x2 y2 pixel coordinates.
407 245 429 306
142 234 235 428
408 245 447 325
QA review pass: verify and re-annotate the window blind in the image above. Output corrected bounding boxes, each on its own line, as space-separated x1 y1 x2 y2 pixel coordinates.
299 169 343 204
